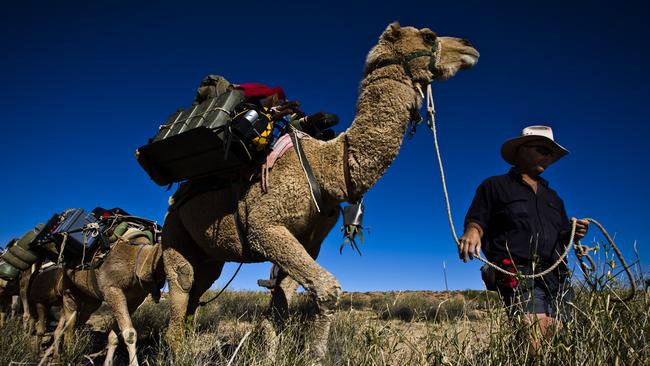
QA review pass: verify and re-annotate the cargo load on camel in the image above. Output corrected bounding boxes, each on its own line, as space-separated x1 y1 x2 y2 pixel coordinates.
0 208 160 281
136 75 339 186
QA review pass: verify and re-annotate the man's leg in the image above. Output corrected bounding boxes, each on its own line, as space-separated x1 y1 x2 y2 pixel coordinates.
524 280 573 354
500 280 551 355
522 312 560 354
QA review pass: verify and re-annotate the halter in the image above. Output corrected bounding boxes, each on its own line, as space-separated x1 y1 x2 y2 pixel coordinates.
365 39 440 79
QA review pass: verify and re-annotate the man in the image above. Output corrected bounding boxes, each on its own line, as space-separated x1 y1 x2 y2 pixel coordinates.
458 125 589 349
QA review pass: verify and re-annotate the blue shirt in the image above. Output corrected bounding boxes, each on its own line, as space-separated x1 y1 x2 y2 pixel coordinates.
465 168 571 267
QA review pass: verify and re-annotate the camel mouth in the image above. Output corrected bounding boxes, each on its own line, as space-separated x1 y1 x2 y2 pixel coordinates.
460 51 479 69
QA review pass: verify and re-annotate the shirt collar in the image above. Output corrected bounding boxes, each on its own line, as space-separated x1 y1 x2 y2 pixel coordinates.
508 167 549 187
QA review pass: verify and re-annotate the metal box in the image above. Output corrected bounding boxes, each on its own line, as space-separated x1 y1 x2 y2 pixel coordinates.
32 209 104 262
137 89 249 185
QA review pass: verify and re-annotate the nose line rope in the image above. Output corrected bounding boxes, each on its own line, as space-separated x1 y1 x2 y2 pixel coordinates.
425 84 635 301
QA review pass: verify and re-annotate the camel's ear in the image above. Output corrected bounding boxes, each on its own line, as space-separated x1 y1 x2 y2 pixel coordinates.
381 22 401 42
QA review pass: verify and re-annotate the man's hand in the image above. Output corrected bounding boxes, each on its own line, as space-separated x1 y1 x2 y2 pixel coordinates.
573 218 589 242
458 224 482 263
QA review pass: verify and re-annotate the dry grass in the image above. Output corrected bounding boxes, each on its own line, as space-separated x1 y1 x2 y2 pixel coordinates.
1 280 648 365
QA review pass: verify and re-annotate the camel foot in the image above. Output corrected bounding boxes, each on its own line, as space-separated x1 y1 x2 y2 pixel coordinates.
304 313 333 364
258 318 278 362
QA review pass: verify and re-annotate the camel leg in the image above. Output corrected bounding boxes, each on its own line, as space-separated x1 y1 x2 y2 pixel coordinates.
63 298 100 357
49 312 67 356
44 277 82 357
21 283 32 331
163 246 194 351
33 302 48 349
22 298 34 332
260 225 341 363
268 269 299 325
103 312 130 366
53 289 79 357
162 210 201 351
74 300 100 328
261 221 334 362
102 287 139 366
11 295 21 319
61 304 79 353
257 268 299 363
0 298 7 328
21 261 41 332
60 288 99 352
39 309 76 366
104 326 120 366
268 217 331 328
186 260 225 328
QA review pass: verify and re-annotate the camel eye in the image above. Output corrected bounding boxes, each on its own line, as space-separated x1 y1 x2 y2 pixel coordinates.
421 30 437 44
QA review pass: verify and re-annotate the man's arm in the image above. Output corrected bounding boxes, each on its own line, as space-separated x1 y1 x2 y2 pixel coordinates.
558 199 589 243
459 180 492 262
459 222 484 262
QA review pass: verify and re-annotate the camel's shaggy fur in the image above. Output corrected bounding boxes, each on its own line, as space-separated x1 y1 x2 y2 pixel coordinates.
32 232 164 366
162 22 479 362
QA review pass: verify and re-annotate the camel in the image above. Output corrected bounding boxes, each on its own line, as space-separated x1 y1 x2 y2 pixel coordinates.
0 274 20 328
35 227 165 366
26 264 62 347
162 22 479 362
0 262 39 330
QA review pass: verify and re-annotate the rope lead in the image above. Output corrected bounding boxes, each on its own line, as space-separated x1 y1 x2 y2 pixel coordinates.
425 84 635 302
198 263 243 307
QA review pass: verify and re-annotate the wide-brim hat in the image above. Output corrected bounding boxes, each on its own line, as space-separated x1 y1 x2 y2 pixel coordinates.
501 125 569 165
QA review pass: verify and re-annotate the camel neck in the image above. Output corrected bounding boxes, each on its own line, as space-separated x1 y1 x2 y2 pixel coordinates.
341 66 419 198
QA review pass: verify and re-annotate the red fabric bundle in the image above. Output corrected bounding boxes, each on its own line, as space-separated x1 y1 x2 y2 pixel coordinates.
235 83 286 101
498 258 519 288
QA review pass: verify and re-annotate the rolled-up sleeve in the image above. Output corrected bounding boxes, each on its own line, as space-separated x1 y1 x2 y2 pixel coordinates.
464 179 493 233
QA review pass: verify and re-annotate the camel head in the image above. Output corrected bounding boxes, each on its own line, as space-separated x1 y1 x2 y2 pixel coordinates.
365 22 479 86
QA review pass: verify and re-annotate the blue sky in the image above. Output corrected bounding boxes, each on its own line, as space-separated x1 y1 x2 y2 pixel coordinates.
1 1 648 291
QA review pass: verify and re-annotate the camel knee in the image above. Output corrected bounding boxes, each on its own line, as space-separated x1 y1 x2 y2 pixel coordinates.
22 312 32 329
314 278 341 312
122 327 137 346
164 250 194 293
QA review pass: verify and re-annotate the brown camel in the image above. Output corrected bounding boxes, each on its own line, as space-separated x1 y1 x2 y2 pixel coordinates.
162 22 479 362
0 274 20 328
37 227 164 366
0 262 39 330
26 264 63 347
